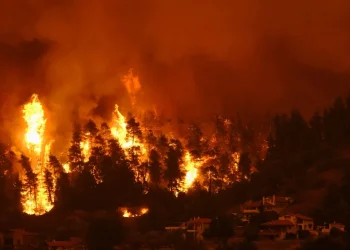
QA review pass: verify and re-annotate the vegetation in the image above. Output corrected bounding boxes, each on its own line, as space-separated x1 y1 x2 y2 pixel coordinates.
2 94 350 247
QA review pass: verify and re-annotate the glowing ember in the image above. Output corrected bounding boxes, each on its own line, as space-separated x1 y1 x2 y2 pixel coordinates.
21 94 55 215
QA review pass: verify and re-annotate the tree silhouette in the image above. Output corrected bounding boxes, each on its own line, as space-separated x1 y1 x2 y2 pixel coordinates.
48 154 63 177
55 172 70 211
164 139 184 192
19 154 38 203
126 114 143 178
239 152 251 179
68 123 84 172
149 149 162 187
202 165 218 194
186 124 204 159
44 169 54 203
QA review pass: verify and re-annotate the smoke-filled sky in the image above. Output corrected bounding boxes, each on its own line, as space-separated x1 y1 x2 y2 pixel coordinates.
1 0 350 144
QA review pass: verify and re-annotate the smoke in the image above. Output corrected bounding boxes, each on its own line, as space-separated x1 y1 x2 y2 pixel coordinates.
0 0 350 147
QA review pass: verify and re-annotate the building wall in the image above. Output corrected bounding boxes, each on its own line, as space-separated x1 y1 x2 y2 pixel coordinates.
278 215 314 232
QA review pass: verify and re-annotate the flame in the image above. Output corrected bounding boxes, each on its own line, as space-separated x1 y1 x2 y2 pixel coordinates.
21 94 55 215
110 104 148 181
22 94 46 155
111 105 127 145
80 133 91 162
121 207 149 218
63 163 71 173
181 152 199 191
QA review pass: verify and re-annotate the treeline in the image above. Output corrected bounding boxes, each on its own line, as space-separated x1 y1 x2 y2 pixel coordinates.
0 112 265 215
2 94 350 224
249 95 350 224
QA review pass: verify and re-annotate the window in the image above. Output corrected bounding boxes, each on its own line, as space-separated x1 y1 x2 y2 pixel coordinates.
309 224 312 229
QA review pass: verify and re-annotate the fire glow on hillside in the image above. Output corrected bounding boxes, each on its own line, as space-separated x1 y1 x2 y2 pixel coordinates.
14 70 260 216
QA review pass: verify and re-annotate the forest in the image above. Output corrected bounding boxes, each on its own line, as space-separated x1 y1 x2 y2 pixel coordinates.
1 93 350 233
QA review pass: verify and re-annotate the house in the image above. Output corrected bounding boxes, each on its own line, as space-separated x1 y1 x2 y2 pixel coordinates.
317 222 346 234
46 237 86 250
1 229 39 249
259 220 295 240
258 213 316 240
279 213 314 231
263 195 293 213
165 217 211 242
240 195 293 220
186 217 212 242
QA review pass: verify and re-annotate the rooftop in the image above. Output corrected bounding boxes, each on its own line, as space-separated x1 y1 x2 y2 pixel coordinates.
261 220 294 227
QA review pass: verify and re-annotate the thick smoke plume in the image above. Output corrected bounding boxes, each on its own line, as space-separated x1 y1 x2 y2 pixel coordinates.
0 0 350 148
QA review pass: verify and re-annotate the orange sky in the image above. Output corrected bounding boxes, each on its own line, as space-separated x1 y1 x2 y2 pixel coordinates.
0 0 349 131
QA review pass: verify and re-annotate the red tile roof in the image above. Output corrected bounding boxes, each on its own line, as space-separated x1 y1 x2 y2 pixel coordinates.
261 220 294 227
295 214 313 221
242 200 261 208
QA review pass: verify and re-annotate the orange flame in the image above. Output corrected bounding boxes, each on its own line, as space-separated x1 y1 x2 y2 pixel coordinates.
21 94 55 215
121 207 149 218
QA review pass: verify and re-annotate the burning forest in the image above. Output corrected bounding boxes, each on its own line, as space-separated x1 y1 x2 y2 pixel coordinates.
1 70 268 216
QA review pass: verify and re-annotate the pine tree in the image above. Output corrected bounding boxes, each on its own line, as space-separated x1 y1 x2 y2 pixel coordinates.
84 119 99 137
164 139 184 192
202 165 218 194
68 123 84 172
48 154 63 176
186 124 203 159
148 149 161 187
100 123 112 142
126 114 143 176
55 172 70 210
145 130 157 151
19 154 38 202
239 152 251 178
108 139 126 165
157 134 169 158
44 169 54 203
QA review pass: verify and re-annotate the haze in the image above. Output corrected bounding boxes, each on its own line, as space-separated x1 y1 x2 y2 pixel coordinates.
0 0 350 135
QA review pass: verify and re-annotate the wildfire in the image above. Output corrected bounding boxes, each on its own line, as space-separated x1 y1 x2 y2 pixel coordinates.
22 94 46 155
13 71 249 216
80 133 91 162
111 105 127 146
63 163 71 173
110 104 148 177
121 207 149 218
181 152 199 192
21 94 55 215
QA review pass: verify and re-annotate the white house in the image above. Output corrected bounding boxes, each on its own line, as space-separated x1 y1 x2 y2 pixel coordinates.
317 222 346 234
279 213 314 231
259 220 295 240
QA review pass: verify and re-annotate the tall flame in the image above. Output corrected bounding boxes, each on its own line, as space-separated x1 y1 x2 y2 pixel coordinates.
181 151 199 191
23 94 46 155
21 94 55 215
